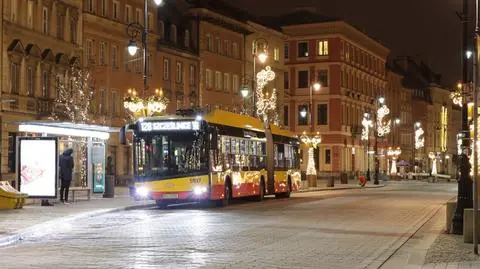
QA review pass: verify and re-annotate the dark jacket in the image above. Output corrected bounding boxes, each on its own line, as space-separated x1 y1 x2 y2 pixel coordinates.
59 148 74 182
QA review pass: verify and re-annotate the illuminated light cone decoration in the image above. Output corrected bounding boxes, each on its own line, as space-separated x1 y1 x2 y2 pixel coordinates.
255 66 277 124
300 131 322 176
429 152 438 175
387 147 401 175
123 88 169 118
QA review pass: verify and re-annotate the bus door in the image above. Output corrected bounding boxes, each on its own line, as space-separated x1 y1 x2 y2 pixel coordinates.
265 129 275 194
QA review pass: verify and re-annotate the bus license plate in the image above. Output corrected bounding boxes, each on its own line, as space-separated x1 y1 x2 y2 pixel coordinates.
163 194 178 199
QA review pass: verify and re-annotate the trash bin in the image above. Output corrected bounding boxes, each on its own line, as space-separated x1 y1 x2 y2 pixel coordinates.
340 172 348 184
326 176 334 187
103 175 115 198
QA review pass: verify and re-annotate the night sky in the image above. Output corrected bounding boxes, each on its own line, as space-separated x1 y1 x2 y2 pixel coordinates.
224 0 463 87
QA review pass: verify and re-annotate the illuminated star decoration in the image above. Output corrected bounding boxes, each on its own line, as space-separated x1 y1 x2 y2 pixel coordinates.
376 104 391 137
300 131 322 176
450 91 463 107
361 116 373 141
415 127 425 149
255 66 277 123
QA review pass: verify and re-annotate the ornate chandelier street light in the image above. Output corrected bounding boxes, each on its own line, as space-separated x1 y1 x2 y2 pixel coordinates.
387 147 401 176
300 131 322 187
123 88 169 117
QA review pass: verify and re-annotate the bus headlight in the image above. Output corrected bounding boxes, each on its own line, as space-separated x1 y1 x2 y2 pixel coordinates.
136 186 150 197
193 186 208 195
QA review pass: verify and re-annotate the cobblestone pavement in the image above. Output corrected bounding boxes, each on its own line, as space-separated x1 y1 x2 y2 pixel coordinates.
0 182 456 269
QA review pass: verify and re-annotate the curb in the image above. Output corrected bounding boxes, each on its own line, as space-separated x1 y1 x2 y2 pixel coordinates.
0 202 155 247
298 184 385 193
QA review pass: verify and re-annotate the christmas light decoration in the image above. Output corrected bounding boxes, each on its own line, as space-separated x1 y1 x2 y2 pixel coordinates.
387 147 401 175
376 104 391 137
450 91 463 107
300 131 321 176
415 127 425 149
255 66 277 123
429 152 437 175
361 114 373 141
124 88 169 117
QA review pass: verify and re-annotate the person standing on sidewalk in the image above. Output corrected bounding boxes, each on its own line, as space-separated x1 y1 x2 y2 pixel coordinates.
59 148 74 204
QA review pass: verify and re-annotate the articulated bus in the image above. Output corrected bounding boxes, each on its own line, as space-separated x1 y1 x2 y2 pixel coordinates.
121 109 302 208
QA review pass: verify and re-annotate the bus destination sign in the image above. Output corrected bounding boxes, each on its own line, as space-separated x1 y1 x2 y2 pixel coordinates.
140 121 200 132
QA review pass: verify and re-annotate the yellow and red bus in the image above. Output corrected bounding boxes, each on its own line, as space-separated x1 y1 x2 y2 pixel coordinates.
121 109 302 208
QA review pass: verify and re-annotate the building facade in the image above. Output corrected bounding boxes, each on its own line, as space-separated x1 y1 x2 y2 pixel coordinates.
279 10 390 179
0 0 83 183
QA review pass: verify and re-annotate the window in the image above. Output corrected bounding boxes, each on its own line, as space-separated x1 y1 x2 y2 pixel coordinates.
318 70 328 86
86 0 94 12
317 40 328 56
206 69 213 89
56 15 64 40
284 43 289 59
325 149 331 164
317 104 328 125
99 42 106 65
27 1 33 28
298 41 308 57
113 1 119 20
232 75 239 93
111 46 118 68
284 106 289 126
70 19 77 44
112 91 118 115
147 13 153 30
171 25 177 43
125 5 132 23
206 34 213 51
216 36 221 54
135 8 141 23
10 63 19 94
224 40 230 56
10 0 17 22
215 71 222 90
86 40 93 62
223 73 230 92
284 72 289 89
42 71 49 98
232 42 239 58
99 89 106 114
298 70 309 88
159 21 165 39
163 59 170 80
189 65 196 86
184 30 190 48
298 105 308 125
42 7 49 34
176 62 183 83
274 47 280 61
101 0 107 16
27 67 34 96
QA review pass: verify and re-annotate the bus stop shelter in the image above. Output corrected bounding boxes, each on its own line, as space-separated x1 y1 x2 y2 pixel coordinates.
17 121 119 194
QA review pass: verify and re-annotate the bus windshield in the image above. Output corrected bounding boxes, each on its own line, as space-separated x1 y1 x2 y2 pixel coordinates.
134 132 208 180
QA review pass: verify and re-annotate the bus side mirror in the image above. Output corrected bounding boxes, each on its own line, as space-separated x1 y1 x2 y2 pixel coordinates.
119 126 127 145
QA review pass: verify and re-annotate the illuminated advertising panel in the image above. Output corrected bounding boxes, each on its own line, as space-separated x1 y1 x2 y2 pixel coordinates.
18 137 58 198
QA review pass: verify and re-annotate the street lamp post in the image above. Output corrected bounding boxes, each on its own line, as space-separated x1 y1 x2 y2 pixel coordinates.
361 112 373 181
414 122 424 175
252 38 268 117
374 96 391 185
300 82 322 187
124 0 166 118
240 87 249 114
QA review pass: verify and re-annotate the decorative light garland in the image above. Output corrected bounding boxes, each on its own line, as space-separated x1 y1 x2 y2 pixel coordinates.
300 131 321 176
361 116 373 141
123 88 169 117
